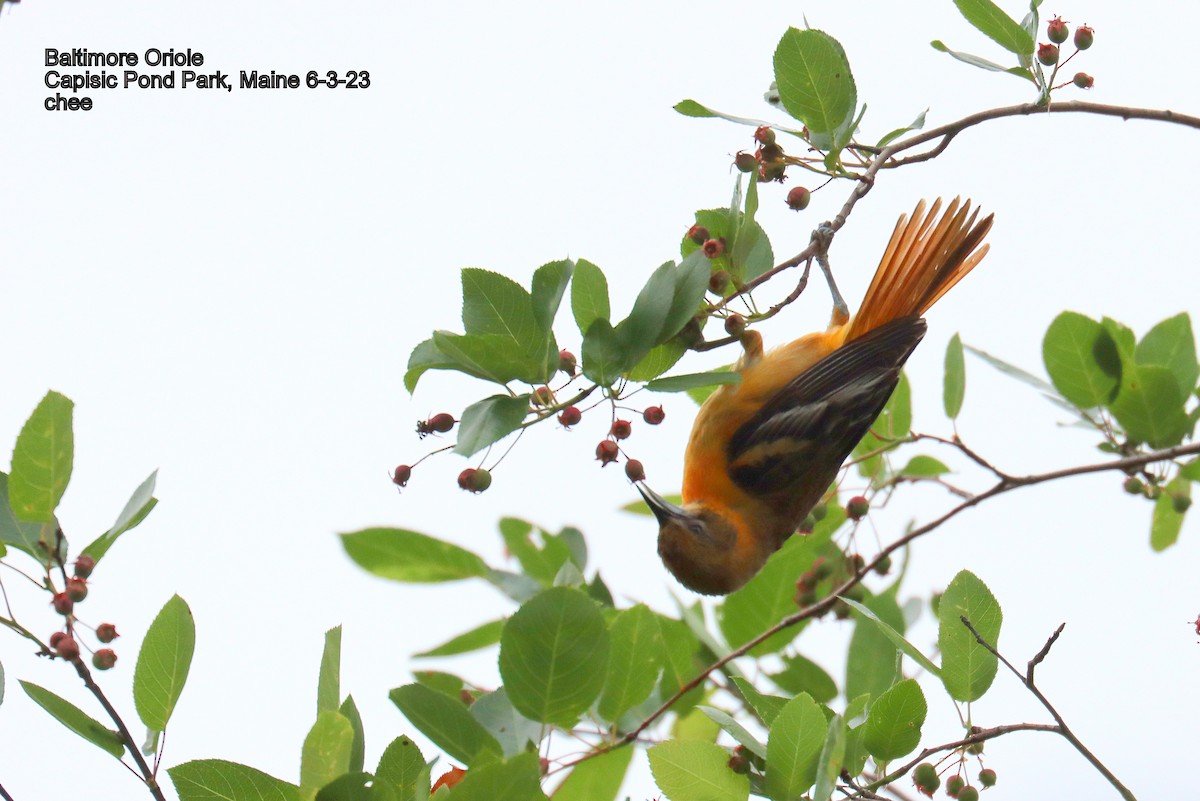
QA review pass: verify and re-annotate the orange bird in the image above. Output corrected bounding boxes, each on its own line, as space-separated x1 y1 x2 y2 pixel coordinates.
639 198 993 595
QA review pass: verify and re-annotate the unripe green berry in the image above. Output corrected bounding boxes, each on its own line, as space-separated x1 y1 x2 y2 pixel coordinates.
1037 42 1059 66
946 775 966 797
978 768 996 787
734 152 758 173
1046 16 1069 44
1123 476 1144 494
957 787 979 801
1074 25 1094 50
1172 494 1192 513
913 763 940 794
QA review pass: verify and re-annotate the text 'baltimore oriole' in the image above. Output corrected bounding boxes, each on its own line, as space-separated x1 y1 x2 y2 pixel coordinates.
639 197 993 595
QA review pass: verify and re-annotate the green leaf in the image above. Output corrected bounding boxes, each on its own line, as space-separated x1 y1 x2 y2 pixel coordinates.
529 259 574 333
944 333 966 418
863 679 926 761
1151 477 1190 551
134 594 196 732
460 268 537 341
845 593 904 703
938 570 1002 702
951 0 1035 54
375 736 425 801
340 528 489 583
413 669 464 697
840 597 940 676
674 98 716 118
599 604 665 722
658 251 712 344
485 569 542 604
1108 365 1190 447
627 341 688 383
698 706 767 760
8 390 74 523
553 745 633 801
852 373 911 480
896 455 950 478
966 343 1058 393
454 394 531 458
581 318 625 387
876 109 928 149
772 28 857 135
658 616 705 715
338 696 365 774
0 472 56 559
672 704 722 742
415 618 505 658
648 740 750 801
769 654 837 703
389 683 501 765
730 677 788 726
1042 312 1121 408
318 626 341 715
315 773 373 801
766 693 826 800
300 711 354 801
571 258 611 337
448 753 548 801
169 760 300 801
469 688 542 758
613 262 677 365
1136 313 1199 395
646 372 741 393
19 680 124 758
497 517 577 586
719 507 843 655
430 331 542 386
499 587 609 726
82 470 158 564
404 338 460 393
812 715 846 801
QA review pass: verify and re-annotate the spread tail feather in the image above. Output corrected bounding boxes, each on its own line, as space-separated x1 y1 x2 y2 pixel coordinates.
845 197 993 342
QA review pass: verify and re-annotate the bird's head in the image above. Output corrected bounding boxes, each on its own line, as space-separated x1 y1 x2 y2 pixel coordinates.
637 483 751 596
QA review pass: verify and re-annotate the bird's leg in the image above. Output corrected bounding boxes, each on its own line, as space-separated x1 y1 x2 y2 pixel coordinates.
810 222 849 326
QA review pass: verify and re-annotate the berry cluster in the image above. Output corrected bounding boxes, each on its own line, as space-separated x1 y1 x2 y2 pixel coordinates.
47 555 120 671
913 760 997 799
732 126 812 211
1123 473 1190 511
1037 17 1096 90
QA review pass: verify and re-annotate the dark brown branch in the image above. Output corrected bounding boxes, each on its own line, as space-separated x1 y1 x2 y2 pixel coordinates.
1027 622 1065 685
959 618 1137 801
0 781 14 801
69 657 167 801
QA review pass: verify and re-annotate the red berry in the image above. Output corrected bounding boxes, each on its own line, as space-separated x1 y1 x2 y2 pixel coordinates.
624 459 645 482
1046 16 1069 44
686 224 709 245
558 406 582 427
417 413 455 437
92 648 118 671
846 495 870 520
1073 72 1094 89
1037 42 1059 66
55 635 80 660
708 270 731 295
66 577 88 602
786 186 811 211
52 593 74 616
1074 24 1093 50
558 349 577 376
532 386 554 407
610 419 632 440
595 439 619 466
734 151 758 173
73 555 96 578
702 238 726 259
643 406 665 425
753 125 776 145
392 464 412 487
724 313 746 337
457 468 492 493
96 623 119 643
49 631 67 649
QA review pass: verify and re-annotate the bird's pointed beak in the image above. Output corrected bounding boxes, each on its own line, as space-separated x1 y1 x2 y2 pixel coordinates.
637 482 687 526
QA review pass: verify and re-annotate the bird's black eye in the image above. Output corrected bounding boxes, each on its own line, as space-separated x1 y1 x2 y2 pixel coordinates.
688 519 707 538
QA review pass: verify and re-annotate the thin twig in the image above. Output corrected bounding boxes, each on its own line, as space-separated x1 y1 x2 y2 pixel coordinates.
68 657 167 801
959 618 1137 801
1027 622 1065 685
868 723 1060 792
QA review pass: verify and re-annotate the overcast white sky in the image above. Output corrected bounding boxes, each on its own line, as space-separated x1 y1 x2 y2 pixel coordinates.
2 2 1198 799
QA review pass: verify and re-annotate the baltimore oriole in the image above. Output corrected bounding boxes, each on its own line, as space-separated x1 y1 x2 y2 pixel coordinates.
639 197 993 595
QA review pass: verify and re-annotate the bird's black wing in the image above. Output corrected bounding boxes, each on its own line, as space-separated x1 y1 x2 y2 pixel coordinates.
726 316 926 497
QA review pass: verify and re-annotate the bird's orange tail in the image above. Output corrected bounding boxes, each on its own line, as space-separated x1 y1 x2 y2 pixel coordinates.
845 197 993 342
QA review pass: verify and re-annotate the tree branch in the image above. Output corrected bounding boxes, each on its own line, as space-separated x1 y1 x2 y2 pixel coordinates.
959 618 1137 801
